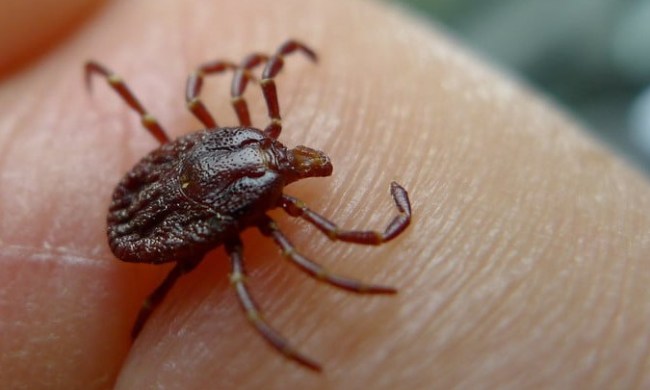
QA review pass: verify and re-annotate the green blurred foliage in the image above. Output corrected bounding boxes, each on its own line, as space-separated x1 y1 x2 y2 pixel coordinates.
392 0 650 172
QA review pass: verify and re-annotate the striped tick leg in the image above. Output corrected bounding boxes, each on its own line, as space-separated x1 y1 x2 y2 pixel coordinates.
84 61 170 145
280 181 412 245
259 216 397 294
186 52 271 127
185 60 239 128
131 257 203 339
230 53 269 126
260 40 318 139
225 237 322 371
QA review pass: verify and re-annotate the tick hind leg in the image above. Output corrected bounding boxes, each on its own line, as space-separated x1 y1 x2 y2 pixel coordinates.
84 61 170 145
225 238 322 371
131 257 202 339
259 217 397 294
281 181 412 245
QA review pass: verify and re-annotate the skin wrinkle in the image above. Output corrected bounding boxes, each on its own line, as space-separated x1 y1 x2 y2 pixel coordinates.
432 253 510 351
421 230 501 334
609 275 638 387
0 244 112 267
632 334 650 388
594 251 637 386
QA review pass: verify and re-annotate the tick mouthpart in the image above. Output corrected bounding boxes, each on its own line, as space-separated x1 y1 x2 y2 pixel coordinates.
286 145 333 183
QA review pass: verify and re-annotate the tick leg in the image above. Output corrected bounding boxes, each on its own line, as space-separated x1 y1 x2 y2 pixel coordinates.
259 217 396 294
185 60 238 128
84 61 170 145
186 54 269 128
261 40 317 139
281 181 412 245
225 238 322 371
131 257 202 339
230 53 269 126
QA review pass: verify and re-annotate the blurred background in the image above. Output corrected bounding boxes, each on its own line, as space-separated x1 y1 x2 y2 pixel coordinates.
395 0 650 173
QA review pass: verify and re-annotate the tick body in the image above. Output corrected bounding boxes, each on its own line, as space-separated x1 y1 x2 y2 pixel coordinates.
85 40 412 371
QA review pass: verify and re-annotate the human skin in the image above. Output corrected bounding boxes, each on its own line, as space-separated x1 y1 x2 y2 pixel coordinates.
0 0 648 388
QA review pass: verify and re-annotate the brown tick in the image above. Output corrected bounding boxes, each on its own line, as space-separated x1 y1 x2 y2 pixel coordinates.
85 40 412 371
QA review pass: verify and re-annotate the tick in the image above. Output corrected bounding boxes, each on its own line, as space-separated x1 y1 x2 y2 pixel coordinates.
85 40 412 371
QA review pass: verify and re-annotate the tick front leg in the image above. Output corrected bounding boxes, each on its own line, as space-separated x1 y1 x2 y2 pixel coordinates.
230 53 269 126
259 217 396 294
261 40 317 139
281 181 412 245
84 61 171 145
186 53 270 128
225 238 322 371
131 257 202 339
185 60 239 128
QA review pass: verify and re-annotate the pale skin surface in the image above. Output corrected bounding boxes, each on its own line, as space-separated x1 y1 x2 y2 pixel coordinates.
0 0 648 388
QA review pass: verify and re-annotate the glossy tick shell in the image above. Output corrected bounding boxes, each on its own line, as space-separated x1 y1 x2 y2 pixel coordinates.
108 127 331 264
86 40 412 371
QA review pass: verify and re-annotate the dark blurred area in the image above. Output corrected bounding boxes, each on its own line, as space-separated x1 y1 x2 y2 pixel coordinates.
396 0 650 173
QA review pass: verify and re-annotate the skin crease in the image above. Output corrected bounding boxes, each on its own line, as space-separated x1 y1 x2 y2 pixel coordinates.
0 0 648 388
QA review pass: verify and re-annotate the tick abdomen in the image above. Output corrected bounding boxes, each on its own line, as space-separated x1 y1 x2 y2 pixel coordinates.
107 127 290 264
107 130 233 264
